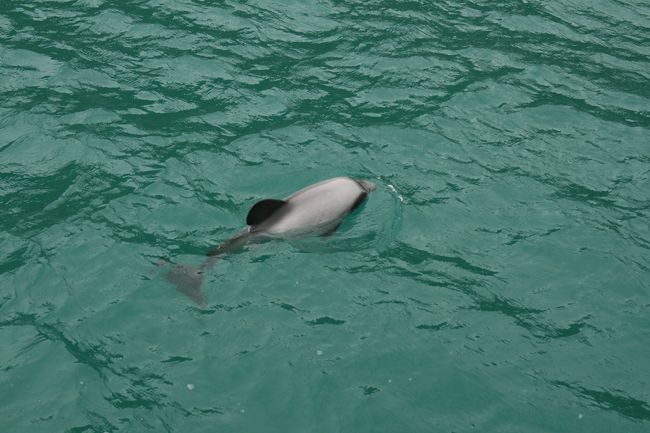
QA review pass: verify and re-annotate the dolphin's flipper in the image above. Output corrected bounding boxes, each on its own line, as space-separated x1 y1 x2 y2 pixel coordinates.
166 264 205 306
350 191 368 212
320 221 342 240
247 199 286 225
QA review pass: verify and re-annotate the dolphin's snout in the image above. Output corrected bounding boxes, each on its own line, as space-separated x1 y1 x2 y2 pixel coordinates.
356 179 376 192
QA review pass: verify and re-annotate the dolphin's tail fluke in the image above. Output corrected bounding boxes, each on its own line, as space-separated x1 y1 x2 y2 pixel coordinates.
166 229 253 306
166 263 206 306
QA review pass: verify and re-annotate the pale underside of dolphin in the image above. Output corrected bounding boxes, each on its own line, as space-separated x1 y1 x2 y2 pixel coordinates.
166 176 376 305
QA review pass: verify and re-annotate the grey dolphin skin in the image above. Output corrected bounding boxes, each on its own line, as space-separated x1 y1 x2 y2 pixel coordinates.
166 176 376 305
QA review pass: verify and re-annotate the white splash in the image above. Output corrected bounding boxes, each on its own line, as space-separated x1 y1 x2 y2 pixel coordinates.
387 184 404 202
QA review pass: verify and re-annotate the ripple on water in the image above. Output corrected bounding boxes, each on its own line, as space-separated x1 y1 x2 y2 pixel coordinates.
1 0 649 432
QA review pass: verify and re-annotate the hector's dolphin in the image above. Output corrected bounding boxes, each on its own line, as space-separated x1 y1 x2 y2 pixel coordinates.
166 176 376 305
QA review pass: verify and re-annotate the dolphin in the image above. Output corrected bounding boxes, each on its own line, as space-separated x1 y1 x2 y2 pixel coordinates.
166 176 376 305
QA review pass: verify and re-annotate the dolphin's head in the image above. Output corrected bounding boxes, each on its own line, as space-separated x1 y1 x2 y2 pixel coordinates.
355 179 376 192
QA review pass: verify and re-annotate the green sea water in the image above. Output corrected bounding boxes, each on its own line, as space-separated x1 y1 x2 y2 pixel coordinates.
1 0 649 432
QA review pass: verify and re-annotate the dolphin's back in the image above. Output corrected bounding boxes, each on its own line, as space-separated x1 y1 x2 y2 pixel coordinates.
258 177 366 237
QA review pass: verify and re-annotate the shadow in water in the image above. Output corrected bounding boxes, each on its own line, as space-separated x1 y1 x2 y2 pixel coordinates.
552 380 650 422
352 241 597 341
0 313 178 416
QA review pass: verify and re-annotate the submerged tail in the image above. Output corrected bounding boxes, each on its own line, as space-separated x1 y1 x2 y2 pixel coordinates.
166 229 253 306
166 263 206 306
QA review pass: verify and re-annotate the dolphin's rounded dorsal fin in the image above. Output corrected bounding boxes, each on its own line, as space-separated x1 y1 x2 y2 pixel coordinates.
247 199 287 225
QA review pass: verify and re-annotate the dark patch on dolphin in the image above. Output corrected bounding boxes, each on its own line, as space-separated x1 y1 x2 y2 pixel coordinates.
165 176 376 305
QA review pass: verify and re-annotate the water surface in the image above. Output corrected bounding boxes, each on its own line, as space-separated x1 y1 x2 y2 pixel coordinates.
1 0 649 432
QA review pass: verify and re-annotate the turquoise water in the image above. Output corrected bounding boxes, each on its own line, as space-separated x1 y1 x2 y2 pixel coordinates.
1 0 649 431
